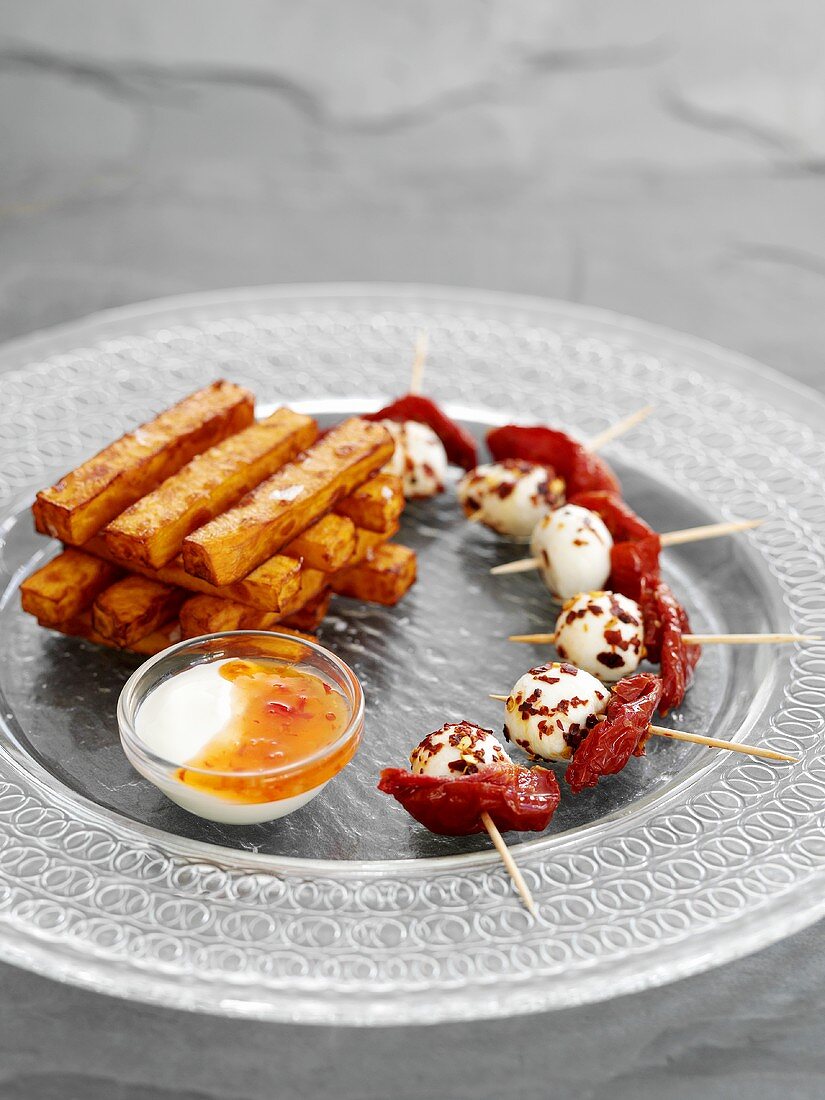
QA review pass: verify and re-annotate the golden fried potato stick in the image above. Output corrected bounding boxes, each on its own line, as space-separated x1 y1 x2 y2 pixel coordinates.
352 520 400 560
331 543 417 606
284 514 357 572
33 381 254 545
282 497 399 575
164 512 398 639
92 575 187 647
84 536 302 614
280 588 332 632
20 549 121 625
178 595 316 644
275 566 330 620
275 520 401 623
38 610 182 657
182 418 394 586
334 473 404 533
103 408 317 568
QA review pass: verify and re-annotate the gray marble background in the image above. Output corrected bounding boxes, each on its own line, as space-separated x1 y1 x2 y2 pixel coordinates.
2 2 825 1097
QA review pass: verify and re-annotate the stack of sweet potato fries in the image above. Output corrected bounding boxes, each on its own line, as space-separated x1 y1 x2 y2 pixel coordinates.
21 381 417 654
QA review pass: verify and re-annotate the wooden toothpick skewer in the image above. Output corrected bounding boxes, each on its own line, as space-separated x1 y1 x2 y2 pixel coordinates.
487 697 797 762
506 631 820 646
480 811 538 916
684 632 820 645
660 517 763 547
490 556 543 576
408 331 429 396
648 725 796 762
490 518 765 576
587 405 654 452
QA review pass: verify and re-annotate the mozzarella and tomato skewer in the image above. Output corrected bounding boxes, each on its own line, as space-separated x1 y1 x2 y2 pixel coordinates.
492 489 780 713
489 664 796 794
363 333 479 498
510 582 700 714
508 588 818 713
457 409 650 539
378 720 561 914
492 499 762 593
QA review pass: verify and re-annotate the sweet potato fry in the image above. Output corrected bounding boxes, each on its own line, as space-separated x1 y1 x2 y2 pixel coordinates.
182 418 394 586
20 549 121 625
274 567 329 620
92 575 186 647
275 521 398 623
38 611 182 656
179 595 278 635
33 381 254 545
84 536 302 614
284 514 356 572
280 588 332 632
334 473 404 533
331 543 417 606
103 408 317 568
178 595 316 645
352 520 399 560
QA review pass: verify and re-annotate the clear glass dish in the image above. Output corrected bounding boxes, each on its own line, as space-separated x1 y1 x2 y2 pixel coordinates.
0 284 822 1025
118 632 364 825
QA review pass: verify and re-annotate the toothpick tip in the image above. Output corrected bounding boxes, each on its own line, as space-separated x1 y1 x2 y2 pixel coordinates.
490 558 539 576
587 404 655 452
481 811 538 916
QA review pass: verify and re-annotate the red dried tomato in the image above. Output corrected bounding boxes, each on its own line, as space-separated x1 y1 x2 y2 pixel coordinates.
378 764 560 835
486 424 620 497
564 673 663 793
568 490 658 545
569 490 662 597
653 583 701 715
609 538 662 604
363 394 478 470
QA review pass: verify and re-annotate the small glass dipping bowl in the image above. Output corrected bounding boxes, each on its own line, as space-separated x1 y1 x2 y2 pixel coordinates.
118 631 364 825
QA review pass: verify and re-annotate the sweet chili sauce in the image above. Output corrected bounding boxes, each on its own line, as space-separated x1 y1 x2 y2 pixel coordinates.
176 659 353 803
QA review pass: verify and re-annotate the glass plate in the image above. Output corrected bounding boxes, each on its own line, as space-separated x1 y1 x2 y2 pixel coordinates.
0 284 822 1025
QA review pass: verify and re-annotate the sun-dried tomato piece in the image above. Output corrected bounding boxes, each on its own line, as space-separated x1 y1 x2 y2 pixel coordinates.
377 763 560 835
565 673 663 793
363 394 478 470
568 490 657 545
609 538 662 604
653 583 701 715
569 490 662 597
486 424 620 497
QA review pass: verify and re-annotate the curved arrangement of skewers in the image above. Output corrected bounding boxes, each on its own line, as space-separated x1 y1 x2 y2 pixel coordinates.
377 336 818 913
18 330 818 918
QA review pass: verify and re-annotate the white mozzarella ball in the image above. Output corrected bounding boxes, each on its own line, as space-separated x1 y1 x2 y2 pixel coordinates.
458 460 564 540
381 420 448 499
554 591 644 682
529 504 613 598
503 662 609 761
410 721 512 777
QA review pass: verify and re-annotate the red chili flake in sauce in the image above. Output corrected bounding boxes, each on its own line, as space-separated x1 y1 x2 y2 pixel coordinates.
175 660 351 803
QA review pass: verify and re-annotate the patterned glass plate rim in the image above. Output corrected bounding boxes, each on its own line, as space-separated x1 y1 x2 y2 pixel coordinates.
0 283 824 1026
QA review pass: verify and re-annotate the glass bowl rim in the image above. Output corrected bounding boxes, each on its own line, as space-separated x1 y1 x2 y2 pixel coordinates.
117 630 365 782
